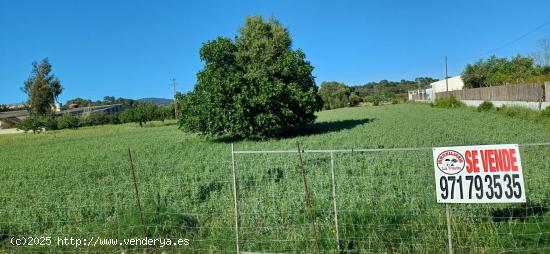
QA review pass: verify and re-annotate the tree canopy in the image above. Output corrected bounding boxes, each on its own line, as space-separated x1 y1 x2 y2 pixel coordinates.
179 16 322 139
318 81 351 110
21 58 63 116
461 55 550 88
317 77 439 109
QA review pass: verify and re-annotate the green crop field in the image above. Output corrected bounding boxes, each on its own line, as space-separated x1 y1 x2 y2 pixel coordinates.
1 104 549 253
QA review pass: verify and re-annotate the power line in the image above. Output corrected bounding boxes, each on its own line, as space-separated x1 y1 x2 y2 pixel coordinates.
482 17 550 57
450 17 550 74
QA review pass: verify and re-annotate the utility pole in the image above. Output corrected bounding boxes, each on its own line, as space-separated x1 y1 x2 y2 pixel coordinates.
171 79 178 118
445 56 449 93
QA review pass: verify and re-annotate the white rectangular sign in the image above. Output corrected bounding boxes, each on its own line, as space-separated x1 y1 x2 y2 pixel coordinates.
433 144 526 203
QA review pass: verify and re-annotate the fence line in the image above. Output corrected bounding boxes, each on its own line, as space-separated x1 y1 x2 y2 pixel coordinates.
436 83 548 102
231 142 550 253
233 142 550 154
2 141 548 253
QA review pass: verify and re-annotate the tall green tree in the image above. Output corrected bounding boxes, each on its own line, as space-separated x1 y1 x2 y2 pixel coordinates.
179 16 322 139
21 58 63 116
318 81 350 110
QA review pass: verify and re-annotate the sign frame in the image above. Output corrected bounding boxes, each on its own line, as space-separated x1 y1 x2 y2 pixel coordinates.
433 144 526 204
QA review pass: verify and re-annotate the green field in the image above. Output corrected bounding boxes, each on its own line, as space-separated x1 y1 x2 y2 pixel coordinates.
1 104 549 253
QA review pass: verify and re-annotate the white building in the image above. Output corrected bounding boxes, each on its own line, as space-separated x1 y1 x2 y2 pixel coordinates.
408 76 464 101
430 76 464 95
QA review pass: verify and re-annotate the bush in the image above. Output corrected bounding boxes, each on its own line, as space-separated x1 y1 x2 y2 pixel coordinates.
16 116 56 133
365 94 386 106
477 101 494 112
56 115 80 129
115 103 165 126
133 103 163 126
106 113 121 124
16 117 43 133
118 109 135 124
496 106 540 120
542 106 550 118
42 117 58 130
319 81 351 109
432 95 464 108
348 92 362 107
79 112 110 126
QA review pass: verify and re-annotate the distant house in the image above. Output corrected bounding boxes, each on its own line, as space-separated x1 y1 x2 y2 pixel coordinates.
0 110 28 129
0 104 131 129
408 76 464 101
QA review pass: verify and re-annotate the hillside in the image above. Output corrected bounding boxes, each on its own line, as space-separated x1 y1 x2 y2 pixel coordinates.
137 97 173 107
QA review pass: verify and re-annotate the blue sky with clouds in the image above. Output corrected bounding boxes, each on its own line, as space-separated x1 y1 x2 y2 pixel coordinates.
1 0 550 104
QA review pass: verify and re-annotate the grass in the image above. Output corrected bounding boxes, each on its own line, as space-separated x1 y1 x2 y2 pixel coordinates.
0 104 549 253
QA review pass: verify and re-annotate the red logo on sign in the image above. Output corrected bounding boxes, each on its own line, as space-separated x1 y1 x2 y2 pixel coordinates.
437 150 465 175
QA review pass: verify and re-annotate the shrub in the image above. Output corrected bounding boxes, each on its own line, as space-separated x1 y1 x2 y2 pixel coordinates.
349 92 363 107
79 112 110 126
16 116 56 133
497 106 539 119
477 101 494 112
106 113 121 124
133 103 163 126
366 94 386 106
56 115 80 129
118 109 136 124
41 116 58 130
432 95 464 108
319 81 350 109
542 106 550 118
16 117 43 133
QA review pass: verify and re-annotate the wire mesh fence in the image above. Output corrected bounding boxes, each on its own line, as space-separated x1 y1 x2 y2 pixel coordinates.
0 143 548 253
232 143 550 253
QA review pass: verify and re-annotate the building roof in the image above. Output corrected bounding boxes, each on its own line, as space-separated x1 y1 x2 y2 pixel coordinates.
59 104 124 115
0 104 126 119
0 110 28 119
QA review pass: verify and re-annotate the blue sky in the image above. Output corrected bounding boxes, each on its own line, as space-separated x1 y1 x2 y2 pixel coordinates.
1 0 550 104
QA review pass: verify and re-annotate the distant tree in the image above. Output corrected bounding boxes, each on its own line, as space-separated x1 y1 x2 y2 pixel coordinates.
348 92 362 106
414 77 439 88
350 78 432 100
120 103 163 127
118 109 136 124
116 97 136 106
365 87 389 106
318 81 351 109
179 16 322 139
16 116 57 133
65 97 93 108
103 96 116 104
462 55 536 88
21 58 63 116
56 115 80 129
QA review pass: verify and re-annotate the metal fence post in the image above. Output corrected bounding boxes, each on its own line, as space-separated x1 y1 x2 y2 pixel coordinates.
296 142 321 254
330 152 341 252
446 204 453 254
231 144 240 254
127 148 146 239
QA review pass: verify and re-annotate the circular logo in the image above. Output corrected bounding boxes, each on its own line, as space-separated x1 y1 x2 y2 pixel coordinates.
436 150 465 175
